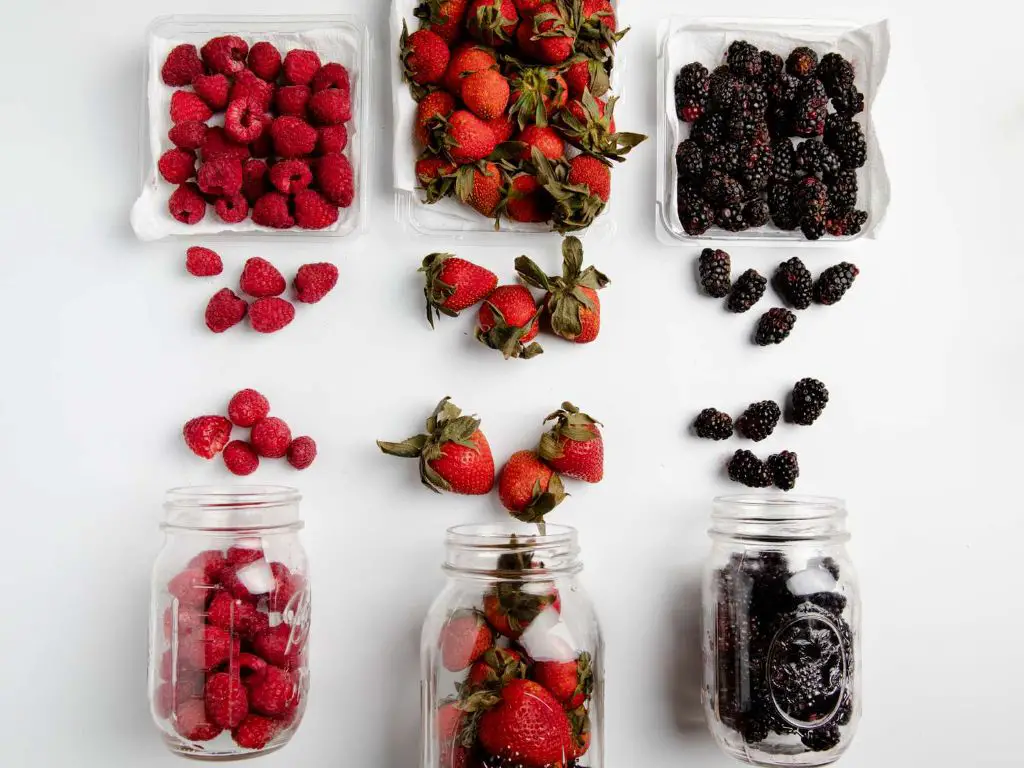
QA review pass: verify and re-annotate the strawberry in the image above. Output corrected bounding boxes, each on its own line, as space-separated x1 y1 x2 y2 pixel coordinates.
461 69 510 120
514 124 564 161
400 23 452 86
415 0 470 44
504 173 553 223
509 67 567 127
532 651 593 709
467 0 520 47
515 235 608 343
456 162 504 219
577 0 624 58
444 110 499 164
467 647 527 690
477 679 572 766
516 3 575 65
442 44 498 97
437 702 474 768
558 91 647 162
567 705 591 759
483 578 560 639
183 416 233 459
498 450 566 521
563 55 610 100
538 402 604 482
415 90 457 147
440 609 494 671
377 397 495 495
416 156 459 203
420 253 498 326
484 113 516 143
566 153 610 202
513 0 546 16
476 285 543 359
532 150 610 232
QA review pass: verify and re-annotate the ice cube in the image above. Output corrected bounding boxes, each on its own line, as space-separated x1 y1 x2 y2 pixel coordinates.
236 560 275 596
787 567 837 596
520 610 578 662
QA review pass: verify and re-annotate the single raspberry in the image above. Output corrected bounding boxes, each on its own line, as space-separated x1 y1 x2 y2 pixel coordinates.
283 49 321 85
229 653 269 680
314 154 354 207
252 624 302 669
163 603 204 639
200 126 250 163
247 41 282 81
270 116 318 158
158 149 196 184
294 263 338 304
251 417 292 457
249 298 296 333
198 156 244 197
232 714 280 750
155 682 174 719
161 44 204 86
317 124 348 154
293 189 339 230
240 257 287 297
226 544 264 567
204 672 249 729
241 159 270 202
219 560 269 603
181 625 241 670
311 62 350 93
223 440 260 476
214 193 249 224
169 183 206 224
188 549 228 580
167 566 215 606
170 90 213 124
249 114 275 158
275 85 311 117
224 97 267 144
183 415 233 459
230 71 275 113
267 563 303 612
208 589 269 637
185 246 223 277
174 698 222 742
168 121 209 151
269 159 313 194
228 389 270 427
252 192 295 229
205 288 248 332
308 88 351 125
246 665 296 717
287 436 317 469
192 73 230 111
201 35 249 76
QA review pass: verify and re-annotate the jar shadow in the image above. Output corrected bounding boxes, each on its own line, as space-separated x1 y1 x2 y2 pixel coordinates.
666 569 713 739
379 620 422 768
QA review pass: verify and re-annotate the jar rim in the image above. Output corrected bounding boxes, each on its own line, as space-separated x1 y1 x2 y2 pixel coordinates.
444 523 581 578
712 493 846 521
163 485 302 531
446 522 577 548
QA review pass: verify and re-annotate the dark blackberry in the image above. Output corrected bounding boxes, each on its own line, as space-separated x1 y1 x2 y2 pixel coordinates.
825 208 868 237
740 716 770 744
823 115 867 169
738 141 773 192
836 694 854 726
816 52 855 95
691 112 725 148
728 449 773 488
766 450 799 491
795 140 841 176
735 82 768 114
738 400 781 442
759 51 784 81
706 142 740 175
678 185 715 236
743 199 770 228
800 215 826 241
716 204 749 233
675 140 705 182
788 378 829 425
831 85 864 118
768 181 799 230
727 269 767 313
814 262 859 305
766 104 792 139
708 66 743 113
808 591 847 614
675 62 710 121
800 724 842 753
825 168 858 213
755 308 797 345
698 248 731 298
766 73 801 105
792 80 828 137
818 556 841 581
694 408 734 440
769 139 793 181
726 40 762 80
702 171 745 207
773 257 813 309
786 46 819 78
793 176 828 218
726 110 769 144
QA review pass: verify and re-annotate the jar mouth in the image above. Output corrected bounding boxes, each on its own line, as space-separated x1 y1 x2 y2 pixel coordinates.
445 522 580 578
163 485 302 532
710 494 848 542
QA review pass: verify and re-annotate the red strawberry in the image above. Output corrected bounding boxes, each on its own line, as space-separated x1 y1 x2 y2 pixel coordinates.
204 288 247 332
170 90 212 124
516 4 575 65
282 49 322 86
168 121 209 151
559 93 645 162
444 110 499 164
563 55 610 100
467 0 520 46
294 189 340 230
192 73 230 112
208 589 269 638
275 85 311 117
204 672 249 729
246 665 297 717
201 35 248 76
158 148 196 184
476 285 543 359
416 156 458 203
247 41 283 81
223 440 260 475
249 297 296 333
532 651 593 709
567 705 591 759
461 69 510 120
513 0 545 16
538 402 604 482
314 153 355 207
174 698 222 742
252 192 295 229
577 0 622 57
294 263 339 304
311 62 350 93
498 450 566 520
400 25 452 85
232 714 280 750
252 625 303 670
168 566 215 607
214 194 248 224
485 113 516 143
437 702 471 768
533 151 612 233
509 67 567 127
505 173 553 223
161 44 204 86
515 125 564 161
415 90 457 147
269 159 312 195
183 415 233 459
440 610 493 672
240 257 286 297
568 153 610 202
467 647 527 689
456 162 504 218
420 253 498 325
377 397 495 495
442 44 498 97
477 679 573 766
415 0 470 44
287 436 318 470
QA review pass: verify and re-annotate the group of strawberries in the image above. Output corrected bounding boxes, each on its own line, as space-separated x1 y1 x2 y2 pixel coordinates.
422 236 608 360
159 36 354 229
156 543 308 751
401 0 645 232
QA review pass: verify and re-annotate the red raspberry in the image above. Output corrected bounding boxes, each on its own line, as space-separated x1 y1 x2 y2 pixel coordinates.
241 159 270 202
232 714 280 750
215 194 249 224
169 183 207 224
220 558 278 602
208 589 269 637
163 603 204 639
251 417 292 457
317 124 348 154
283 49 321 85
174 698 222 742
226 543 264 567
205 288 248 332
249 298 296 333
161 44 204 86
240 257 286 297
198 156 243 197
168 566 215 606
170 90 213 124
158 148 196 184
204 672 249 729
168 121 209 150
159 649 174 679
252 624 302 669
188 549 228 580
267 563 304 612
294 263 338 304
247 41 282 81
201 126 251 163
314 153 354 207
181 625 241 671
252 192 295 229
246 665 296 717
223 440 260 476
270 116 317 158
275 85 310 117
155 681 174 719
182 415 233 459
308 88 351 125
287 436 318 469
224 97 266 144
229 653 268 680
269 159 312 194
294 189 339 230
192 73 230 111
201 35 249 76
230 72 275 114
311 62 350 93
228 389 270 427
185 246 223 277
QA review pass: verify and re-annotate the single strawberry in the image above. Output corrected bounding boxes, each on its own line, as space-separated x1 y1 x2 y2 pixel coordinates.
566 153 610 202
478 679 572 766
444 110 500 164
294 262 339 304
232 714 280 750
532 149 610 232
504 173 553 223
437 701 472 768
420 253 498 326
563 55 610 99
442 44 498 97
201 35 248 76
476 285 543 359
239 257 286 298
461 69 510 120
415 90 457 147
440 609 494 672
376 397 495 495
513 0 545 16
467 0 519 47
416 156 459 203
484 113 516 143
192 73 231 111
558 91 647 162
508 67 568 127
482 562 562 639
455 162 504 219
400 23 452 86
514 124 564 161
498 450 566 521
576 0 625 58
532 651 593 709
538 402 604 482
567 705 592 759
170 90 213 124
414 0 470 44
161 44 204 86
467 647 527 690
247 41 283 81
516 3 575 65
183 415 233 459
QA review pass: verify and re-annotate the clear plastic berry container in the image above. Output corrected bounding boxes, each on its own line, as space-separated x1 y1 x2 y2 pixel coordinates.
148 487 310 759
421 523 603 767
656 16 891 247
132 14 371 241
703 495 861 766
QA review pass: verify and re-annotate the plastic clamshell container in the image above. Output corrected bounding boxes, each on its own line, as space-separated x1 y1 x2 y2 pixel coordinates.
656 16 891 247
133 14 371 242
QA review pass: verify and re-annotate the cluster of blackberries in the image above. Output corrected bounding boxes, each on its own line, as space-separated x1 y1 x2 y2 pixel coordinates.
728 449 799 491
774 256 860 309
674 42 869 240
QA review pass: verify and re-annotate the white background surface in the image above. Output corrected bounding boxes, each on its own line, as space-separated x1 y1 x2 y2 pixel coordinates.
1 1 1021 766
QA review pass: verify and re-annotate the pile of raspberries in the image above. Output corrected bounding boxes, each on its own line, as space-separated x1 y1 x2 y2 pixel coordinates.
156 543 308 750
159 36 355 230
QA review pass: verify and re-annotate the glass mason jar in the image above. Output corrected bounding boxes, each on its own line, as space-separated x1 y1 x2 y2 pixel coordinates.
703 495 861 767
148 486 311 759
421 523 603 768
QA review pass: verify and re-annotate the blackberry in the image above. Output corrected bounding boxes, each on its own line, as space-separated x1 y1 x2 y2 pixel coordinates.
726 110 769 144
825 208 868 237
818 556 841 581
767 450 800 491
792 80 828 137
801 724 842 752
768 181 799 230
743 199 770 228
786 46 819 78
808 591 848 614
708 66 743 113
795 140 841 176
766 73 801 105
769 139 794 181
728 449 773 488
760 51 783 81
793 176 828 218
694 408 734 440
675 62 710 121
738 400 781 442
727 269 767 313
825 168 858 213
766 104 792 139
726 40 762 80
773 257 814 309
691 112 725 148
831 85 864 118
824 115 867 169
698 248 732 298
788 377 829 425
735 82 768 114
706 141 740 175
716 204 749 233
678 185 715 236
738 141 773 192
814 262 859 305
817 52 855 95
702 171 745 207
800 215 826 241
675 140 705 182
755 308 797 345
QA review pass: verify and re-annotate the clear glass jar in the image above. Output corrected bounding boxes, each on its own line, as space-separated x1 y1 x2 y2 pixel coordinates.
148 486 310 759
703 495 860 767
421 523 603 768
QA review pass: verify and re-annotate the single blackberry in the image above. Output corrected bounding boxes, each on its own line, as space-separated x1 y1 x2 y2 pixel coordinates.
808 591 847 614
702 171 745 207
773 257 814 309
706 141 741 175
786 46 819 78
800 724 842 753
691 112 725 148
825 168 858 213
676 140 705 182
766 73 801 105
726 40 762 80
824 115 867 169
727 269 767 313
788 377 829 425
818 556 841 581
675 62 710 121
771 139 795 182
726 110 769 144
728 450 773 488
800 215 826 241
795 140 841 176
767 450 799 491
760 51 784 81
735 82 768 114
831 85 864 118
768 181 799 230
738 401 781 442
755 308 797 345
698 248 732 298
678 185 715 236
793 176 828 218
694 408 734 440
743 199 770 228
738 141 773 192
740 716 770 744
792 80 828 137
814 262 859 304
716 204 749 233
816 52 855 95
825 208 868 237
709 66 743 113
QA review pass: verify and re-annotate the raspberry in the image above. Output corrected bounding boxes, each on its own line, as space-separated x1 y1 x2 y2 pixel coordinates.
251 417 292 457
314 154 354 207
241 159 270 202
308 88 351 125
294 263 338 304
229 71 275 114
267 563 303 612
226 543 264 567
168 121 209 150
317 124 348 154
287 436 318 469
229 653 269 680
182 414 233 459
247 41 282 81
249 114 275 158
186 246 223 277
192 73 230 111
201 35 249 76
198 156 244 197
252 192 295 229
208 589 269 637
275 85 311 117
163 603 204 639
200 126 250 163
170 90 212 124
161 44 204 86
168 183 206 224
167 566 214 606
293 189 339 230
269 159 313 195
223 440 260 476
283 49 321 85
204 672 249 729
214 194 248 224
155 682 174 719
311 62 350 93
249 298 296 333
228 389 270 427
252 624 302 669
270 116 318 158
232 714 280 750
181 625 241 670
174 698 222 742
158 148 196 184
247 665 296 717
224 97 267 144
188 549 228 580
205 288 248 332
240 257 286 297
